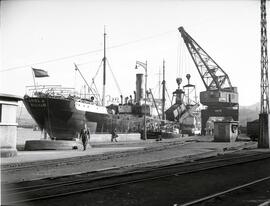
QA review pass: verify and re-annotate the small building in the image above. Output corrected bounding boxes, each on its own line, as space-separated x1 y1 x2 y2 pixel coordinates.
214 121 239 142
0 93 22 157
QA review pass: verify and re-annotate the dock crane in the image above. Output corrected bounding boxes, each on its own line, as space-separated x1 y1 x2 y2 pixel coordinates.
178 27 239 135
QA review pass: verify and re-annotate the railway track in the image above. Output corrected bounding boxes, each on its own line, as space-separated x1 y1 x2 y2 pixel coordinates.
180 176 270 206
3 151 270 205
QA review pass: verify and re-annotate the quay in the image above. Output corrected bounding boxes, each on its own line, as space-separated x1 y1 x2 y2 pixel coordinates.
1 134 255 184
2 1 270 205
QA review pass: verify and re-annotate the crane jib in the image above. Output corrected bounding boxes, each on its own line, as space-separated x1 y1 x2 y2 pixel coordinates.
178 26 233 91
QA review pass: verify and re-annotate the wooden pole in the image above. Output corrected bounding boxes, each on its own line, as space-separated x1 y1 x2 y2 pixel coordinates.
102 27 106 106
162 60 166 120
31 68 37 93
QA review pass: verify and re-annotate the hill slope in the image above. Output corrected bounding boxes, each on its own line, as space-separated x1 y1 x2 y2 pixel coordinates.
239 102 260 126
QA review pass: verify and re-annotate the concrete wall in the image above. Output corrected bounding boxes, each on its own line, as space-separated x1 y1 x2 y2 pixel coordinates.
0 125 17 149
89 133 141 142
24 133 142 150
24 140 81 151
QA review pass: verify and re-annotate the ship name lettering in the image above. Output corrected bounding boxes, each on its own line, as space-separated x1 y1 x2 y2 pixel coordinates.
30 103 46 107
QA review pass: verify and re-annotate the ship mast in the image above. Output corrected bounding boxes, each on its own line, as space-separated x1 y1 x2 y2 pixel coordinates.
102 28 106 106
162 59 166 120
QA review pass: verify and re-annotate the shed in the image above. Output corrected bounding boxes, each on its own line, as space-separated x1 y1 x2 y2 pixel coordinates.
214 121 239 142
0 93 23 157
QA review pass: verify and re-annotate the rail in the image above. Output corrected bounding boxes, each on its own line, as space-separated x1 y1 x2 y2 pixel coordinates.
180 176 270 206
3 152 270 205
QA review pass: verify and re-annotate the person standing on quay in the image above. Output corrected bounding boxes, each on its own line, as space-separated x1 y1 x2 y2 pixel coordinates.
80 123 90 150
111 128 118 142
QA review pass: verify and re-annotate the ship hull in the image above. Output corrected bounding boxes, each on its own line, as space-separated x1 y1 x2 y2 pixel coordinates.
23 96 146 140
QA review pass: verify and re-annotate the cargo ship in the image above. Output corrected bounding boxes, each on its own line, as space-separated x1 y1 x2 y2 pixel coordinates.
23 79 158 140
23 32 161 140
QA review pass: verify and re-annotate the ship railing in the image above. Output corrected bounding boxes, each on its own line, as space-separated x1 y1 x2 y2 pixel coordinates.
25 85 101 104
26 85 75 98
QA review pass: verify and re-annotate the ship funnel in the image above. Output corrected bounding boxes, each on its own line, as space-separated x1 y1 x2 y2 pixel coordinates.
125 97 128 104
133 91 136 103
120 95 123 105
136 73 144 104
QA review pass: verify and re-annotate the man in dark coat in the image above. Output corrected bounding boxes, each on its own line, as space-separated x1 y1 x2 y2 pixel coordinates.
111 128 118 142
80 123 90 150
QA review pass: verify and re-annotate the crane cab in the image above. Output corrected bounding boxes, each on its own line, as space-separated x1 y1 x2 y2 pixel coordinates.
200 88 238 107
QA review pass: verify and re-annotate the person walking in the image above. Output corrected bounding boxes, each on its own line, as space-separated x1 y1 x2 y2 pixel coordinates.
111 128 118 142
80 123 90 150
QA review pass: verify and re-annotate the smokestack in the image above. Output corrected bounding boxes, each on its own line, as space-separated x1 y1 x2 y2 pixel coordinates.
120 95 123 105
136 73 144 104
133 91 136 103
125 97 128 104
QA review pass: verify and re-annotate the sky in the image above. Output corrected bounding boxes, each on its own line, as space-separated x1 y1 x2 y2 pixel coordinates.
0 0 263 106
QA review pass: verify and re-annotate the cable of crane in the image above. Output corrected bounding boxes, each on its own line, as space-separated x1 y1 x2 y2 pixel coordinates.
1 30 176 73
184 43 188 76
177 39 181 77
180 39 183 77
106 59 123 95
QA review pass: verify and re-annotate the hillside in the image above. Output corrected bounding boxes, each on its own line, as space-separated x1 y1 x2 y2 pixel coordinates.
239 102 260 126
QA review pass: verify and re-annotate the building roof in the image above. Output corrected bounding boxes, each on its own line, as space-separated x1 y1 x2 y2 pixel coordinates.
0 93 23 101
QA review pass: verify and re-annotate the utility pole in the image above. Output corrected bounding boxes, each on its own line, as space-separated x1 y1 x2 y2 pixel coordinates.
259 0 270 148
162 60 166 120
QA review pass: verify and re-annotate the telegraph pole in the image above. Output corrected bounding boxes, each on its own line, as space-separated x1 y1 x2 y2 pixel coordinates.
259 0 270 148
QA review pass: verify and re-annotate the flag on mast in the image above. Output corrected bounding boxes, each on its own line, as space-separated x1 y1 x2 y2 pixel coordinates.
32 68 49 78
135 61 147 69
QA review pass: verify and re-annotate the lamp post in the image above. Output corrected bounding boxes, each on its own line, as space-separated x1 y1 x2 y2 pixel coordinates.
135 60 148 140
